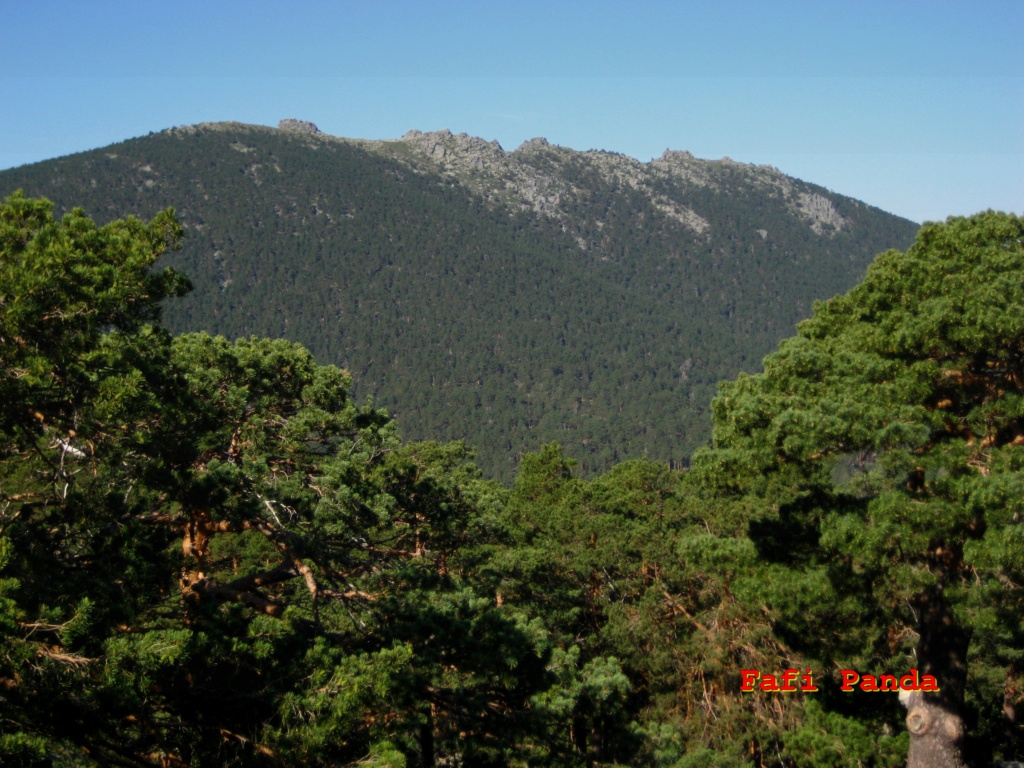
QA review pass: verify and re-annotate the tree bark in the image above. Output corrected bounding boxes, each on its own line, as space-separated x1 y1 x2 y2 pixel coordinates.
900 690 967 768
902 587 971 768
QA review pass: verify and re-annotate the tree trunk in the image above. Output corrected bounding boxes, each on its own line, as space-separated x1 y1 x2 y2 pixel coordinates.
901 587 970 768
901 690 966 768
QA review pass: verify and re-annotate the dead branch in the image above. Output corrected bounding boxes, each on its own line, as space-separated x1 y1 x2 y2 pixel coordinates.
35 643 96 666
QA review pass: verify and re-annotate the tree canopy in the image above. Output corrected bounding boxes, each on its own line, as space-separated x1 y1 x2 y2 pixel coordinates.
2 191 1021 767
0 193 552 766
693 211 1024 766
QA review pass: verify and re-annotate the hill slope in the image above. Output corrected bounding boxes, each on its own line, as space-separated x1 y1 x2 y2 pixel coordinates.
0 120 919 479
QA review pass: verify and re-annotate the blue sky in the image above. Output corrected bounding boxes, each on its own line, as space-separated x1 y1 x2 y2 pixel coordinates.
2 1 1020 223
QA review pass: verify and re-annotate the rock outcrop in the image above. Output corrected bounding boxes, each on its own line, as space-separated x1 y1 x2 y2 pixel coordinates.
798 191 847 233
278 119 323 135
180 120 867 241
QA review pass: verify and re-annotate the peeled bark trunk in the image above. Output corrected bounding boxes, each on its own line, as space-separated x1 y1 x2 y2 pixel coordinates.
902 587 970 768
900 690 967 768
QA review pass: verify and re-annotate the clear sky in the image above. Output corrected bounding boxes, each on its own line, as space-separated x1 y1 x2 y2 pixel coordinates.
2 0 1021 224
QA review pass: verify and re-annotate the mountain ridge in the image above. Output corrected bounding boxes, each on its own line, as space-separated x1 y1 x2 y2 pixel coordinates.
0 119 920 480
180 119 869 236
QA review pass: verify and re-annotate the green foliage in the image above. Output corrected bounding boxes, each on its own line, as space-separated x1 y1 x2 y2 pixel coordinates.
782 700 907 768
0 194 554 766
694 211 1024 761
0 190 190 443
496 446 815 765
3 187 1017 766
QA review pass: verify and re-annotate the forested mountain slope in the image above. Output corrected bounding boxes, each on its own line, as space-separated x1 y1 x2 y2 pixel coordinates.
0 120 918 479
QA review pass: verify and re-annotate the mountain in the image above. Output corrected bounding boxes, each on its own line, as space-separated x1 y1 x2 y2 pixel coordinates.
0 120 919 480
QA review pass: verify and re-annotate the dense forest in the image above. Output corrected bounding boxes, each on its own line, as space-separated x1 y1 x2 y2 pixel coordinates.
0 122 919 480
1 193 1021 767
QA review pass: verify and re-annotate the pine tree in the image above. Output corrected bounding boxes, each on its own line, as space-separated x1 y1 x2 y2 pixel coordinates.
694 212 1024 766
